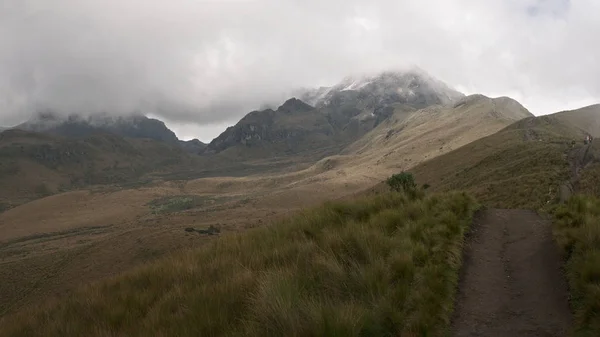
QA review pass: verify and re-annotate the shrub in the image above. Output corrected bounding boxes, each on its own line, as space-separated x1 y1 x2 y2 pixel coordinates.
386 172 417 197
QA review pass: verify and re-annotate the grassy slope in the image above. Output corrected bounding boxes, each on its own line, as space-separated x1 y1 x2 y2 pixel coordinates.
0 191 478 337
0 129 196 208
344 95 532 173
552 104 600 136
409 115 585 209
552 196 600 337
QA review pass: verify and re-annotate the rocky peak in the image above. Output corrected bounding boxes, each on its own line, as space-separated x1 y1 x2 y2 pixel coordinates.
277 98 314 114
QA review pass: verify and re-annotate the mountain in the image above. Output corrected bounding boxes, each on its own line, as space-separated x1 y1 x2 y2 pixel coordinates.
179 138 207 154
205 70 465 159
0 128 196 209
298 69 464 109
288 94 534 198
15 112 180 143
12 112 208 154
344 94 533 166
204 98 338 158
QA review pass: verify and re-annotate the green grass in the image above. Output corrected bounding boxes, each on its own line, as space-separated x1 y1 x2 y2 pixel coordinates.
147 195 206 214
0 191 478 337
552 196 600 337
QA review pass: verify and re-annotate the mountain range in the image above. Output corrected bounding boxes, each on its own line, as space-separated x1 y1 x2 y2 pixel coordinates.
0 68 596 210
203 69 466 158
5 112 207 154
1 69 465 158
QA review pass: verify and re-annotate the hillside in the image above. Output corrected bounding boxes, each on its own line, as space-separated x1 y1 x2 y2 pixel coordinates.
178 138 207 154
0 191 479 337
344 94 533 168
277 93 534 199
16 112 178 142
551 104 600 136
0 129 196 209
399 112 592 209
12 112 207 154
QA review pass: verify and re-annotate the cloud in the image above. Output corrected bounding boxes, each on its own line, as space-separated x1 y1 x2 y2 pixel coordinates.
1 0 599 141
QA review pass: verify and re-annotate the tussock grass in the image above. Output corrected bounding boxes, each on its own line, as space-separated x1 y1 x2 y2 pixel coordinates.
552 195 600 336
1 191 478 337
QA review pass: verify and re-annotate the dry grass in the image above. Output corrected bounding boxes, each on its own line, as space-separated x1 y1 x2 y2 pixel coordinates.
408 116 583 209
0 191 478 337
552 196 600 337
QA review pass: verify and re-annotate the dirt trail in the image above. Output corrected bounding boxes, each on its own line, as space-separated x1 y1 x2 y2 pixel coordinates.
451 209 572 337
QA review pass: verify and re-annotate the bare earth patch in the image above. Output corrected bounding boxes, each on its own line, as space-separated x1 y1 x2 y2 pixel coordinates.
451 209 572 336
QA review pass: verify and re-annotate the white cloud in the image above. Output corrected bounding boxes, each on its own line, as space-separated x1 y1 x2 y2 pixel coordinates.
1 0 599 139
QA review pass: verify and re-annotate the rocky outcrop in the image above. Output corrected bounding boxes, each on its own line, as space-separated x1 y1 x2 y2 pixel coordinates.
205 98 330 154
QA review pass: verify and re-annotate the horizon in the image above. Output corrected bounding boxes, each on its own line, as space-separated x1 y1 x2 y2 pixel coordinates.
2 93 599 143
2 78 598 143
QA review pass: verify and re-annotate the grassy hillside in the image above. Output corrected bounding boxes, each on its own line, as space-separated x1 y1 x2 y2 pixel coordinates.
552 196 600 336
552 104 600 136
407 115 587 209
337 95 532 181
0 191 478 337
0 129 196 208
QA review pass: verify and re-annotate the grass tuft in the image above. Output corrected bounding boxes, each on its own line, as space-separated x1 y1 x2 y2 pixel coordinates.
552 195 600 336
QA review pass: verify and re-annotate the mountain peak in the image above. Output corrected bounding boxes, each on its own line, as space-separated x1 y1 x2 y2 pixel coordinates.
277 98 313 113
298 69 464 109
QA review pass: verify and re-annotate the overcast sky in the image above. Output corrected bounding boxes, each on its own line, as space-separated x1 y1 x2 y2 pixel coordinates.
1 0 599 142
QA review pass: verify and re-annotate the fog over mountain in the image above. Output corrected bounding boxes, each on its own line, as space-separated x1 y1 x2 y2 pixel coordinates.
1 0 599 142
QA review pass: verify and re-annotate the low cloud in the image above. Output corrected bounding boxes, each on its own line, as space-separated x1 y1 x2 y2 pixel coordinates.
1 0 599 140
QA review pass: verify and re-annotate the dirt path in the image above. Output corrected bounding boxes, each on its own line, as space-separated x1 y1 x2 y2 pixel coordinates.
450 209 572 337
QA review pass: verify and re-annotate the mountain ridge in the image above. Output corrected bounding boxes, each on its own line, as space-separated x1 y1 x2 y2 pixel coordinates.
11 112 207 153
